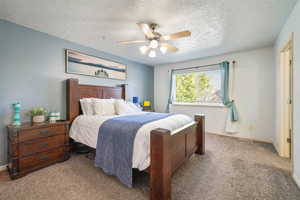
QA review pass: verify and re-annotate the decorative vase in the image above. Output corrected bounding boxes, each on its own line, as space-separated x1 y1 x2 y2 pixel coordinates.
12 102 21 126
32 115 45 123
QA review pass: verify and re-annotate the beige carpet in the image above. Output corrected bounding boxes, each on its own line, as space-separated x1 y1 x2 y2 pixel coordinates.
0 133 299 200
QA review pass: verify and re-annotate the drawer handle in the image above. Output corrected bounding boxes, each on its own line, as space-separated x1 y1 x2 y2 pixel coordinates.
39 130 49 134
39 155 49 161
40 142 49 148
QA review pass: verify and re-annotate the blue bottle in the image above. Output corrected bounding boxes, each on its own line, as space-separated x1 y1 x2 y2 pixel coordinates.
12 102 21 126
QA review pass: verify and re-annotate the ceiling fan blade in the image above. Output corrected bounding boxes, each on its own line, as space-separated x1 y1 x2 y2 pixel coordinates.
137 23 155 38
118 40 147 44
161 43 178 52
161 30 191 41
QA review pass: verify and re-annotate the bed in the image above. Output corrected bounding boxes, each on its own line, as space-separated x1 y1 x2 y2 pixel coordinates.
66 78 205 200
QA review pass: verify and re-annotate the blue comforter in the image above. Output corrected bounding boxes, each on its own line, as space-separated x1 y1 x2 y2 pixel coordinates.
94 112 173 187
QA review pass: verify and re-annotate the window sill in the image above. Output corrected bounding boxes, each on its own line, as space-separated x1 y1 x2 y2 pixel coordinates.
171 102 226 108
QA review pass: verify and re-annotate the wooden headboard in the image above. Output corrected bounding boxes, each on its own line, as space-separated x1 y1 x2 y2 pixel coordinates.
66 79 126 122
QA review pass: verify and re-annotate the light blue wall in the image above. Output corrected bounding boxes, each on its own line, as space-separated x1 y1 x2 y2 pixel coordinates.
274 1 300 187
0 20 154 165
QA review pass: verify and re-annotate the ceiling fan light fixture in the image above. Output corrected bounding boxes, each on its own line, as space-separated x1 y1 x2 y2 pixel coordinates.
149 40 159 49
149 50 156 58
160 46 167 54
139 45 148 54
119 23 189 57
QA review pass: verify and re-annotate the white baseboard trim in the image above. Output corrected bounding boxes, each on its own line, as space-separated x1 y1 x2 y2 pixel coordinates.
293 173 300 189
0 164 7 172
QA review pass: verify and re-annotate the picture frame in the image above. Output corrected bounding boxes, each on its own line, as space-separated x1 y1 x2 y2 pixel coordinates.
65 49 127 80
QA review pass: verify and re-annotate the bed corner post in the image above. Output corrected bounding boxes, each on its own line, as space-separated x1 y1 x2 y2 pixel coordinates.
120 84 126 100
195 114 205 155
67 78 79 122
150 128 172 200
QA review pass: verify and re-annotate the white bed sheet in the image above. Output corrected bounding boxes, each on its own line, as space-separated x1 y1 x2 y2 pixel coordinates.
69 113 194 170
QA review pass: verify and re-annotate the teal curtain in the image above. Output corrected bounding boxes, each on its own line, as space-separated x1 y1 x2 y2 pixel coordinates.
166 69 174 113
220 61 238 121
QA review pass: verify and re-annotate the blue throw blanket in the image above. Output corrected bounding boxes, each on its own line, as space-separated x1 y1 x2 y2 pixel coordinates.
95 112 173 187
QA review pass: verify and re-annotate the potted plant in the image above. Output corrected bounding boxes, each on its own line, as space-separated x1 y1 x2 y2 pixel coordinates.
28 107 48 123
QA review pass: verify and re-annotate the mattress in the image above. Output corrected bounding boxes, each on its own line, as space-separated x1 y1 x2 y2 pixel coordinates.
69 112 195 170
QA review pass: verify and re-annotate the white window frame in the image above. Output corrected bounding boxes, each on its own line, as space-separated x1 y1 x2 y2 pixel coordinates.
171 65 224 107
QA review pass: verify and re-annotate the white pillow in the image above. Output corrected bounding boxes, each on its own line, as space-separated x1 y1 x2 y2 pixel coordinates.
115 100 142 115
93 99 116 116
80 98 94 115
127 102 142 112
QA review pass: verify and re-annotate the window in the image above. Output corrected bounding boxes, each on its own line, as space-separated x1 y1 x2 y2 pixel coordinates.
173 67 223 105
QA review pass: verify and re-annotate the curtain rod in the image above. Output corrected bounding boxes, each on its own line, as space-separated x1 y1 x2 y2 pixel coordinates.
171 60 236 72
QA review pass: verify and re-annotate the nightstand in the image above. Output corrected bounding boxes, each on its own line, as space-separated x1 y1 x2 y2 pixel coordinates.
7 121 70 179
143 108 154 112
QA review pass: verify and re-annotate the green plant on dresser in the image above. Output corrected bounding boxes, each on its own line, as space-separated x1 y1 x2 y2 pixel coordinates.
27 107 48 123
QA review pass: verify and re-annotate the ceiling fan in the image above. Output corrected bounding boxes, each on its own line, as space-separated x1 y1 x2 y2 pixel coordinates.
118 23 191 58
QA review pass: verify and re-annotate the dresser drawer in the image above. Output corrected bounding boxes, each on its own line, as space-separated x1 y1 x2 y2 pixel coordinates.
19 135 66 157
19 147 66 171
19 125 66 142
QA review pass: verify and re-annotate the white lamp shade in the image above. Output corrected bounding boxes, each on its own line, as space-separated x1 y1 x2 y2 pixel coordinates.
139 46 148 54
160 46 167 54
149 50 156 58
149 40 159 49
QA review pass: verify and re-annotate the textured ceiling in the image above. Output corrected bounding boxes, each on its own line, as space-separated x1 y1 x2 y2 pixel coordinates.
0 0 297 65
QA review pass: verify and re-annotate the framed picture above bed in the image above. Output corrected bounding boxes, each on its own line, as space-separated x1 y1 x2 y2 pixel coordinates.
65 49 127 80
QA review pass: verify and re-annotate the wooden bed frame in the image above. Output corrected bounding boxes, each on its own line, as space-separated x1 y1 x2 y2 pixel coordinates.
66 78 205 200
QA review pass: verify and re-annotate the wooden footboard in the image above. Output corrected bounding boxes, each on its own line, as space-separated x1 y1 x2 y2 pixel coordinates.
150 115 205 200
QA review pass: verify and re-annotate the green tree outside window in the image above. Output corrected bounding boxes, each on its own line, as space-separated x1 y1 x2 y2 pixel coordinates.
175 71 221 103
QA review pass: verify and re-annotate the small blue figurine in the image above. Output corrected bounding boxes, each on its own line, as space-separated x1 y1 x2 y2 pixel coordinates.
12 102 21 126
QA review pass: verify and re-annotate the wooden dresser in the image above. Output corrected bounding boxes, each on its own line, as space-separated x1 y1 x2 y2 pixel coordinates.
7 121 70 179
